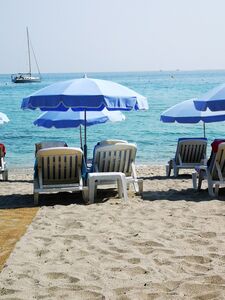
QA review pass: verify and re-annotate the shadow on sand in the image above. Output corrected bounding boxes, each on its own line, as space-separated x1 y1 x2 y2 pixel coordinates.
0 189 119 209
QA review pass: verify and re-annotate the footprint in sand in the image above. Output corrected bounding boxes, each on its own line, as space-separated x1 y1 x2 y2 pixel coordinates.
134 240 164 248
199 232 217 238
72 290 105 299
127 257 141 264
111 266 148 276
109 246 130 254
154 258 172 266
179 282 222 298
45 272 80 284
36 249 49 257
204 275 225 284
175 255 212 264
0 288 18 296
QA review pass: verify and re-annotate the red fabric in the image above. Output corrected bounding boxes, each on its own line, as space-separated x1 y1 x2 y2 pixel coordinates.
211 139 225 153
0 143 6 156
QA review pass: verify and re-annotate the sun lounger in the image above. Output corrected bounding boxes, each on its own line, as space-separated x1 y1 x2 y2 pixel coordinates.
35 141 67 155
33 147 88 205
88 143 143 203
166 138 207 177
0 144 8 181
192 141 225 197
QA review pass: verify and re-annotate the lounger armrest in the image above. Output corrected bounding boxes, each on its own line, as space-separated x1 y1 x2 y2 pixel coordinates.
200 158 208 165
198 165 207 170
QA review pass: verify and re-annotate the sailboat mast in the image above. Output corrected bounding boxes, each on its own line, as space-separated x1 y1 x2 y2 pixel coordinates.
26 27 31 75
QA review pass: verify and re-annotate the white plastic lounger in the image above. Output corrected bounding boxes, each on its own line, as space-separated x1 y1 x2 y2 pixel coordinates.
35 140 67 155
34 147 88 205
0 146 8 181
192 142 225 197
166 138 207 177
88 143 143 202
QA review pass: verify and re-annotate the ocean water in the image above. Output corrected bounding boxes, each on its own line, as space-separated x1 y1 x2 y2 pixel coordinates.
1 70 225 168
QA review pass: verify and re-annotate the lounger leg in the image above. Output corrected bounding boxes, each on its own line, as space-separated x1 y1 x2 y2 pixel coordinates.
82 189 89 204
138 179 143 194
208 182 215 197
174 166 179 177
133 181 139 193
88 177 96 204
2 170 8 181
215 184 219 198
166 160 173 177
192 172 197 190
198 171 204 191
121 175 128 201
34 193 39 205
117 179 123 198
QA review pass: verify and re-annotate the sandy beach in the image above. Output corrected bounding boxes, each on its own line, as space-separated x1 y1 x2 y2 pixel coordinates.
1 166 225 299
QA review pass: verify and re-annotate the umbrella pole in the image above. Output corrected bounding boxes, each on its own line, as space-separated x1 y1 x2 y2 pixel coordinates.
79 125 83 149
203 122 206 138
84 110 87 162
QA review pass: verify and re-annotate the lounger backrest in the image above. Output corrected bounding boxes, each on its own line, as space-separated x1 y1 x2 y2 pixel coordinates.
93 143 137 176
211 143 225 181
36 147 83 186
35 141 67 155
175 139 207 165
97 139 128 146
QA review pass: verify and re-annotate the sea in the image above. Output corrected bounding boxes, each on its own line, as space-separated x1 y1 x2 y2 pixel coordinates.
1 70 225 168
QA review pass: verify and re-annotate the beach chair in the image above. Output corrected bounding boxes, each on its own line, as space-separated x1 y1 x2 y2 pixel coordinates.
33 147 88 205
166 138 207 177
35 141 67 155
0 144 8 181
192 142 225 197
88 139 128 168
88 143 143 203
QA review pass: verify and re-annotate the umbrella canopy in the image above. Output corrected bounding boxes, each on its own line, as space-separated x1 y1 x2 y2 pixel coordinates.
0 112 10 125
33 108 126 151
34 108 126 128
161 99 225 137
161 99 225 123
21 77 148 111
194 83 225 111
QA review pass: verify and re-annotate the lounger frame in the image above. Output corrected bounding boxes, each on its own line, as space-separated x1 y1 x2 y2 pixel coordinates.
34 147 88 205
192 142 225 197
167 138 207 177
91 143 143 195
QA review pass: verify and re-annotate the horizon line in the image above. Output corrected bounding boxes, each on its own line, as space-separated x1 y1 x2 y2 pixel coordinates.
2 68 225 76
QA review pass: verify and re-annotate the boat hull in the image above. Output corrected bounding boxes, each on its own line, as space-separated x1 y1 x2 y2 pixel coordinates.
11 75 41 83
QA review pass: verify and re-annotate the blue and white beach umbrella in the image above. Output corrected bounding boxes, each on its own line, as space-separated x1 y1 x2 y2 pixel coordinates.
194 83 225 111
22 76 148 159
34 108 126 149
21 76 148 111
161 98 225 137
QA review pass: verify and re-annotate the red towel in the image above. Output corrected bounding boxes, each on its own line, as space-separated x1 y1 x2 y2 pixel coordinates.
211 139 225 153
0 143 6 156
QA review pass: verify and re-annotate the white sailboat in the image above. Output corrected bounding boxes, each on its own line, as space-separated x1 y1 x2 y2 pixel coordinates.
11 27 41 83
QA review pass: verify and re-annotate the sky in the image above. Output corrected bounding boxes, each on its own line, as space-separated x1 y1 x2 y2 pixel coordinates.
1 0 225 74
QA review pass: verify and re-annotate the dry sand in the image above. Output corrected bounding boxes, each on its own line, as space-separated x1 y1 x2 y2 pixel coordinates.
1 166 225 299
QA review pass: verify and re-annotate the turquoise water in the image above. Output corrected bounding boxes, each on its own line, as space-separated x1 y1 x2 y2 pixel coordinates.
1 70 225 167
